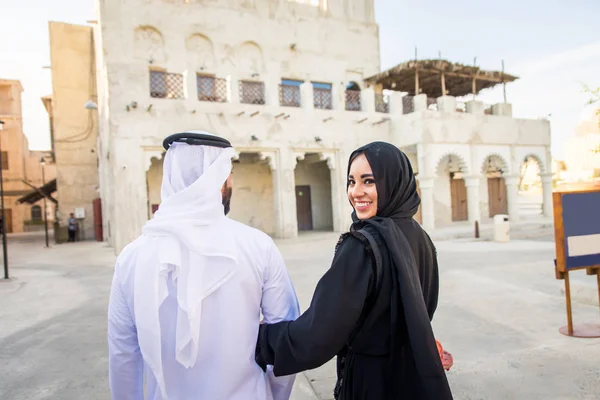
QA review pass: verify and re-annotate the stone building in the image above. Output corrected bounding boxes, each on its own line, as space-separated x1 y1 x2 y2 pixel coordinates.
0 79 56 233
45 22 100 241
563 108 600 181
51 0 551 253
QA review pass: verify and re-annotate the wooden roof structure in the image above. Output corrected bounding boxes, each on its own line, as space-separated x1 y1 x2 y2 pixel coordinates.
365 59 518 98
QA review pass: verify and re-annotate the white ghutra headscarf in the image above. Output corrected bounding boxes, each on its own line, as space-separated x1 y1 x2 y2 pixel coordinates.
134 133 238 398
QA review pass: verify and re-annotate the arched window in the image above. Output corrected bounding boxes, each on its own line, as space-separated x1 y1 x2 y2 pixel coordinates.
31 205 42 221
345 81 361 111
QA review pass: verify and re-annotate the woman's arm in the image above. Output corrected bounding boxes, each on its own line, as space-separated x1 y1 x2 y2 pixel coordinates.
257 235 373 377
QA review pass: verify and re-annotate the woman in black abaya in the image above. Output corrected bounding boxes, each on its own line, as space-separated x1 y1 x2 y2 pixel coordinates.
255 142 453 400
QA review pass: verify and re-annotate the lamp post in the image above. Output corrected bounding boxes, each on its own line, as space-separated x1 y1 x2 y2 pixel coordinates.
40 157 49 248
0 120 8 279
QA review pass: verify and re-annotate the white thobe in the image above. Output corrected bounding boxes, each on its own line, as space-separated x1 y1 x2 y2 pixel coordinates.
108 219 300 400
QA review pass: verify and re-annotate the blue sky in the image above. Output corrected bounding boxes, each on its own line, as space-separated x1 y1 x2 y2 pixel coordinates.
1 0 599 158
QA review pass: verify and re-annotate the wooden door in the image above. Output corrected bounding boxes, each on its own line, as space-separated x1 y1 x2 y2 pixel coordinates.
414 180 422 224
488 177 508 217
93 198 103 242
1 209 12 233
450 178 468 221
295 185 313 231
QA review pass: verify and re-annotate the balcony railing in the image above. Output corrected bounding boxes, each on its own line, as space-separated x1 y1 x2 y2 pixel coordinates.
345 90 361 111
239 81 266 105
313 88 333 110
150 71 185 99
279 84 301 107
197 76 227 103
375 93 389 113
402 96 414 114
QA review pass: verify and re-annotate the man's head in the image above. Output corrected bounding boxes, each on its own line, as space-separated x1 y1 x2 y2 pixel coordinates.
161 131 235 217
70 213 74 218
221 173 233 215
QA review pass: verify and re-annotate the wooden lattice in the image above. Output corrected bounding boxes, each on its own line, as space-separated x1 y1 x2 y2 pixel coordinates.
150 71 184 99
239 81 265 105
197 75 227 102
279 84 301 107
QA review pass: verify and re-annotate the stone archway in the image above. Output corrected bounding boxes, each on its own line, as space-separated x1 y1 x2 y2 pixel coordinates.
293 153 334 232
481 154 510 218
228 152 276 235
146 153 164 219
519 154 545 217
435 153 469 224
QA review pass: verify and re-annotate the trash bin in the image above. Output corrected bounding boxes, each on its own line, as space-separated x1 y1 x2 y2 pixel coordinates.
493 214 510 242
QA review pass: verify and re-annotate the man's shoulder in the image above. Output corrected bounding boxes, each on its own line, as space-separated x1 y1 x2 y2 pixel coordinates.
115 236 147 267
224 218 274 244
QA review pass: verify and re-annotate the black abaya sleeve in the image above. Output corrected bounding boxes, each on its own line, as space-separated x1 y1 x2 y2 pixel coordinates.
257 235 373 377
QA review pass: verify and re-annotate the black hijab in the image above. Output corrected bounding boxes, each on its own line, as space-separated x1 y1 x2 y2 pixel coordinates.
347 142 453 399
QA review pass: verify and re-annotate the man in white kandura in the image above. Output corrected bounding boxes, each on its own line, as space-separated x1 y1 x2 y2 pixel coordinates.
108 131 300 400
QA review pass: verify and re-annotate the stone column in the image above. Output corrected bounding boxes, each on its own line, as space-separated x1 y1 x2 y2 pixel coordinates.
413 94 428 111
300 82 314 110
465 177 481 223
360 87 375 113
227 74 240 104
437 96 456 112
263 149 299 238
540 173 554 217
466 100 485 115
417 177 435 231
504 175 520 222
265 78 280 107
321 152 343 232
388 91 404 115
491 103 512 117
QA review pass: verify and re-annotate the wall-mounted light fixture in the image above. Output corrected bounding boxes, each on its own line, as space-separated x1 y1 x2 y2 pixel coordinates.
315 136 322 142
84 100 98 110
251 135 258 141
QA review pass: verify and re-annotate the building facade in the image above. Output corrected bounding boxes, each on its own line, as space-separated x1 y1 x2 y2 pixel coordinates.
45 22 100 241
50 0 551 252
0 79 56 233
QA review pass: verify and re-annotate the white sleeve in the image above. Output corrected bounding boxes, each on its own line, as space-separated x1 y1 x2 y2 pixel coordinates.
261 242 301 400
107 264 144 400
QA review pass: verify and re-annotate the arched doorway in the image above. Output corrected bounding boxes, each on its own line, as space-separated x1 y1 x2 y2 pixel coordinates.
229 153 275 235
435 154 468 224
294 153 333 232
519 155 544 216
482 155 509 217
146 154 164 219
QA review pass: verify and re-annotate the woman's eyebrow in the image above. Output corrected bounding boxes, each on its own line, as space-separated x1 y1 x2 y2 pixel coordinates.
361 174 374 178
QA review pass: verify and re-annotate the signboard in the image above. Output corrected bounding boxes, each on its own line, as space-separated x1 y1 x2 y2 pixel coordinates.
552 184 600 338
553 189 600 274
75 207 86 219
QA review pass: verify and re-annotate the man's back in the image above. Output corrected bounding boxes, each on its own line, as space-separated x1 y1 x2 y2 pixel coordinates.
108 218 300 400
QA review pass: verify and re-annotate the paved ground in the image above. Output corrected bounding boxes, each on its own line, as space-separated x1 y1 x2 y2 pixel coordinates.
0 228 599 400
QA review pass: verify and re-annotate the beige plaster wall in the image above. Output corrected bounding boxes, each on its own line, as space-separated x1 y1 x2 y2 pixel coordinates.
48 22 100 240
229 157 275 235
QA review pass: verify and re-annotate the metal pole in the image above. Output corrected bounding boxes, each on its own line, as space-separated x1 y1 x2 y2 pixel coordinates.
0 122 8 279
41 161 49 248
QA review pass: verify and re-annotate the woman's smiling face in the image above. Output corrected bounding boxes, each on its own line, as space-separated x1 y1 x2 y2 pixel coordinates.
347 153 378 220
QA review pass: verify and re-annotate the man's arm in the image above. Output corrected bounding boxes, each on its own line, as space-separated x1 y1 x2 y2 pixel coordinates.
107 265 143 400
260 242 301 400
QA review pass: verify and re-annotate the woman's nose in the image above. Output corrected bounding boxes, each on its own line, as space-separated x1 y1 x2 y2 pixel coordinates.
351 184 364 197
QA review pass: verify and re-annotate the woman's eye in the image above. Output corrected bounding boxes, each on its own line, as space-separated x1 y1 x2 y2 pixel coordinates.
347 180 355 185
365 179 375 185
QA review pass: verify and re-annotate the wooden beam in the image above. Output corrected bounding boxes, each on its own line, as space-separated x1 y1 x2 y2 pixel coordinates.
415 47 420 95
502 59 507 103
441 72 446 96
412 69 511 83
